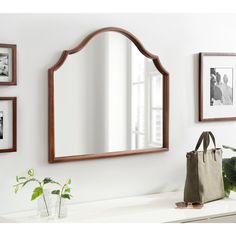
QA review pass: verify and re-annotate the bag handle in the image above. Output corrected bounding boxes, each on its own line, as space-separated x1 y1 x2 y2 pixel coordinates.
208 131 216 149
195 132 208 152
195 131 216 152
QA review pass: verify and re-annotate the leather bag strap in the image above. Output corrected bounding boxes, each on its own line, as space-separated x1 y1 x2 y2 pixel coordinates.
195 131 216 152
208 131 216 149
195 132 205 151
195 132 207 152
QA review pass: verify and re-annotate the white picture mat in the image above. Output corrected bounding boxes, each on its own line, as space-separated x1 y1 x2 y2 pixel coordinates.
0 47 12 82
203 55 236 119
0 100 13 149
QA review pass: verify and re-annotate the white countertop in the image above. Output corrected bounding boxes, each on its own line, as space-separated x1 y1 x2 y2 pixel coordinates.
1 191 236 223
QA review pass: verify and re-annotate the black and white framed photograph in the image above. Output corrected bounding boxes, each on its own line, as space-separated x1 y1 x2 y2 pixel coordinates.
0 111 3 139
0 97 17 152
0 44 17 85
199 53 236 121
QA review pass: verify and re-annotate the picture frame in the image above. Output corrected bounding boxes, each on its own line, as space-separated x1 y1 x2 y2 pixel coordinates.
199 52 236 121
0 44 17 85
0 97 17 152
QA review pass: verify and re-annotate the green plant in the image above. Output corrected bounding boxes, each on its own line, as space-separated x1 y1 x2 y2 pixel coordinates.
51 178 72 218
222 145 236 197
14 169 58 216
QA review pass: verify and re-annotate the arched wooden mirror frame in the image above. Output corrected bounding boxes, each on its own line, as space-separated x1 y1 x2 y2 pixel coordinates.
48 27 169 163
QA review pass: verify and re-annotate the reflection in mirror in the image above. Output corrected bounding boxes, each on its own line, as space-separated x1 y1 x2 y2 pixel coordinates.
54 32 163 158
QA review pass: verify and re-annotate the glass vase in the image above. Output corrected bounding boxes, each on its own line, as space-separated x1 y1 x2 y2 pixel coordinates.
55 197 68 219
37 189 52 217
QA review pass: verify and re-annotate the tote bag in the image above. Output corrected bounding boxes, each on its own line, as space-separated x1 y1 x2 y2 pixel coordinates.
184 131 224 204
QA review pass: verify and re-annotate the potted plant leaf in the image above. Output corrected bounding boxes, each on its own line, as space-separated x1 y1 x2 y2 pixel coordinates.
222 146 236 197
14 169 58 217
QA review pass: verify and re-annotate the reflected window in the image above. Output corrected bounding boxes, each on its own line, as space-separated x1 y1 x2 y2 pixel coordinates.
130 44 163 149
150 74 163 147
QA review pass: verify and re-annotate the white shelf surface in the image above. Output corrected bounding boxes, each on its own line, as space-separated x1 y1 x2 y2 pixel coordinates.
1 191 236 223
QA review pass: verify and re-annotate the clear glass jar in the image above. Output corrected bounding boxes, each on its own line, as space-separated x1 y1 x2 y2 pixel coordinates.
55 197 68 219
37 189 52 217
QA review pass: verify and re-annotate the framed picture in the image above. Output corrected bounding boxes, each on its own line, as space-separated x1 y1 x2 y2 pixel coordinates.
0 97 17 152
0 44 17 85
199 52 236 121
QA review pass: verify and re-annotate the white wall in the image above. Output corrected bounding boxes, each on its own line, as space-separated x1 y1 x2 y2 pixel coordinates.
1 14 236 214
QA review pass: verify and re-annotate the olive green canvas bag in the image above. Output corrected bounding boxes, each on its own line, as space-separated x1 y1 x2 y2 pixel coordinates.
183 131 224 204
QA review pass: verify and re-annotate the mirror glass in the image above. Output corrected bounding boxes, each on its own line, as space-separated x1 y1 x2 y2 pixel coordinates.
54 32 163 158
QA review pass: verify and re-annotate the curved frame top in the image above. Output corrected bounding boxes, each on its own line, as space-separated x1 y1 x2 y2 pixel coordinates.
48 27 169 163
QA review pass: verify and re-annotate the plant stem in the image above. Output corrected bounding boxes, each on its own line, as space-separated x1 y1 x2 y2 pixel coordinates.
58 195 62 218
42 191 50 216
38 181 50 217
58 184 65 218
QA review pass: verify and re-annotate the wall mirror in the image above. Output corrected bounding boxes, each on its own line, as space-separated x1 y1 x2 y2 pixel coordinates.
48 27 169 163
